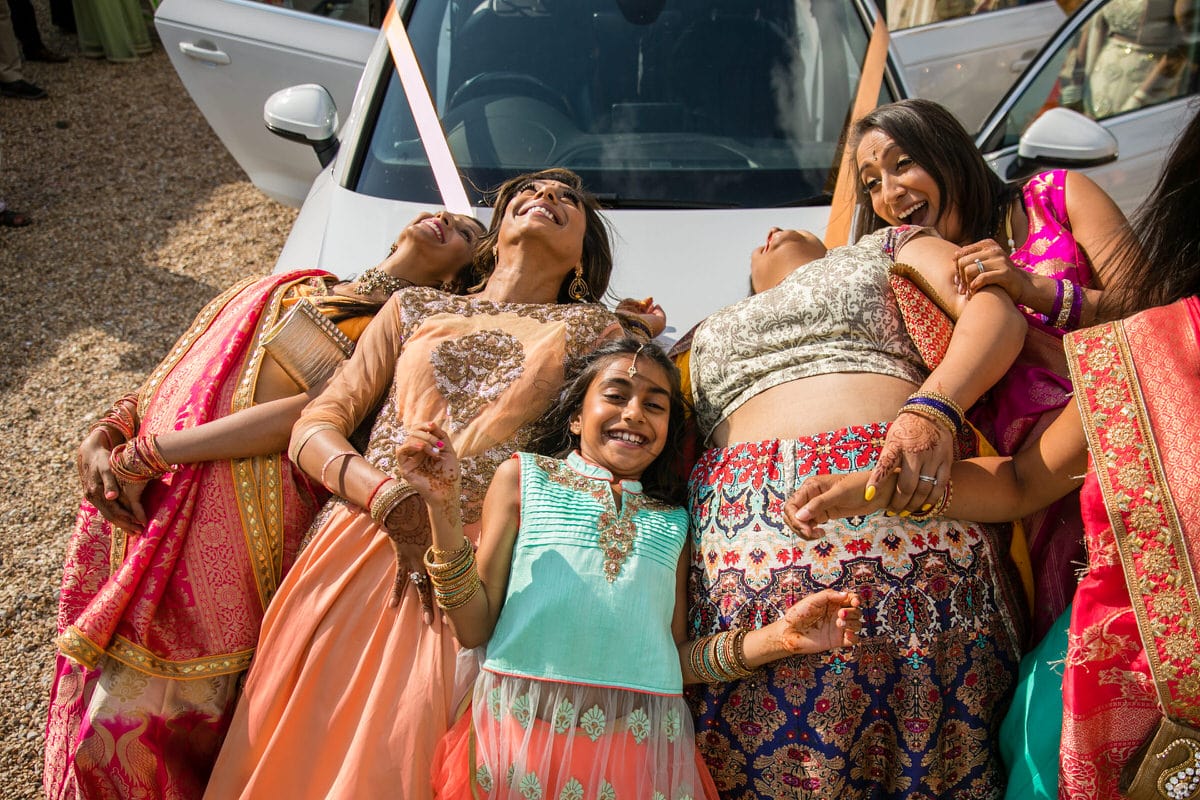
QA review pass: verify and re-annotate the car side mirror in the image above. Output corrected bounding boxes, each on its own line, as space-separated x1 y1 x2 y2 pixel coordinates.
1014 107 1118 172
264 84 340 168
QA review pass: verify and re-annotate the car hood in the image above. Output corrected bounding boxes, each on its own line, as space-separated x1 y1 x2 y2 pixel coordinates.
277 171 833 341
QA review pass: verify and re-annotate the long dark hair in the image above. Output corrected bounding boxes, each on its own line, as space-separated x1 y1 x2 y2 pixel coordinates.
471 168 614 303
1107 105 1200 314
851 99 1016 245
525 338 689 506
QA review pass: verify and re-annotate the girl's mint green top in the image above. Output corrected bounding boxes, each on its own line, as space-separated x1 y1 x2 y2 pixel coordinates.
482 451 689 695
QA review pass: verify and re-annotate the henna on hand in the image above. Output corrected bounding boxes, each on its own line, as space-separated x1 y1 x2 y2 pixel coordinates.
885 412 941 454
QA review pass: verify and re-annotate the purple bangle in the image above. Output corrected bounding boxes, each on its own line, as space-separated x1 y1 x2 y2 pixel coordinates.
1049 279 1065 326
904 395 964 434
1066 282 1084 330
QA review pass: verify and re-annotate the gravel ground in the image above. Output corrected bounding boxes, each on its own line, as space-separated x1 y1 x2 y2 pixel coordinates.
0 5 296 796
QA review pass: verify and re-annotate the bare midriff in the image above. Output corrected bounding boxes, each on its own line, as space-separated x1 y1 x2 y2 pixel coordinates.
708 373 919 448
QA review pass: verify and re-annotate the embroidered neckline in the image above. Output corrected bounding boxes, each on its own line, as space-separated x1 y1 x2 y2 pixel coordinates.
536 453 658 581
565 450 643 493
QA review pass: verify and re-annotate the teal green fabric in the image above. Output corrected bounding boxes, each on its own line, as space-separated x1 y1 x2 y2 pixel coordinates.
1001 604 1071 800
73 0 152 63
483 452 688 694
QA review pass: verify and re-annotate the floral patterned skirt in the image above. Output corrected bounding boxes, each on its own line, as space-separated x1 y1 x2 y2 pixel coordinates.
435 670 719 799
686 427 1023 800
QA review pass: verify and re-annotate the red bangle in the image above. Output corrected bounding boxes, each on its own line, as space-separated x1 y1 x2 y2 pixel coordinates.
365 476 393 509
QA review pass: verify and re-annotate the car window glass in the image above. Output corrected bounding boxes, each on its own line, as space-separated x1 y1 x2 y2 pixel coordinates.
988 0 1200 149
879 0 1055 31
244 0 381 27
353 0 893 208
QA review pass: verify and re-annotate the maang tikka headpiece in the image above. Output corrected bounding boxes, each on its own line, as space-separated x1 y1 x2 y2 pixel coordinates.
627 343 646 377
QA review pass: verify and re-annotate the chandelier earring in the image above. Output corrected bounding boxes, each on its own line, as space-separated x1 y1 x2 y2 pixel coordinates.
568 264 590 301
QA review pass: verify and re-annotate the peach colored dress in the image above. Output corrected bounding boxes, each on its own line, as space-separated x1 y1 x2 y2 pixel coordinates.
204 288 618 800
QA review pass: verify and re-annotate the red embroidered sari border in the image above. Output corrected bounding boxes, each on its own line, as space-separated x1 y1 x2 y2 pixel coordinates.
1065 320 1200 723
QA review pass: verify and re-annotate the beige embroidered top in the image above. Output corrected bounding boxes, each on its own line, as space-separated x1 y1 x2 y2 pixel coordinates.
294 287 619 524
690 228 929 440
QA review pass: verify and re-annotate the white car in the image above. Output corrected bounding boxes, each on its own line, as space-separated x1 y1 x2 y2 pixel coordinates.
155 0 1198 338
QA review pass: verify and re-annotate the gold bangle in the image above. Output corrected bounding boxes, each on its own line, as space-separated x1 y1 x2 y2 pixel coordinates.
289 422 341 465
369 479 417 527
427 540 473 565
898 404 957 436
910 478 954 521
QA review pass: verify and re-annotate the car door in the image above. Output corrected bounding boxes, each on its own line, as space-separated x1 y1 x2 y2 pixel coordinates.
975 0 1200 216
888 1 1067 133
154 0 378 206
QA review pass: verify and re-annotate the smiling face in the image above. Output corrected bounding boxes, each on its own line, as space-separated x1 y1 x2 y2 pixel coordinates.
394 210 485 282
855 129 963 243
569 353 672 484
498 178 589 274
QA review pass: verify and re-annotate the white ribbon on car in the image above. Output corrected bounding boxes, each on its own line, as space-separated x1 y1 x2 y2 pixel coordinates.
383 2 474 216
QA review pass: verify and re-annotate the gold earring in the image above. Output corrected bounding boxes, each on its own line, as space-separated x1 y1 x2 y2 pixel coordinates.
491 245 499 261
568 264 589 301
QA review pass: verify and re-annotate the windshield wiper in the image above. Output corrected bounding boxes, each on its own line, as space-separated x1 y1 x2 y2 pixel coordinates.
771 194 834 208
591 194 739 209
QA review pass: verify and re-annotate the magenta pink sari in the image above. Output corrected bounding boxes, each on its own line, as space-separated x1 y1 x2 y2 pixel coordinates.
44 272 331 800
968 169 1093 644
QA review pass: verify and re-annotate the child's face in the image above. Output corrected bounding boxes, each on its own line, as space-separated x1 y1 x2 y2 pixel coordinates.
569 354 672 484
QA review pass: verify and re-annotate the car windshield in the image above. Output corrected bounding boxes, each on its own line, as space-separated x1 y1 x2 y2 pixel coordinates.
352 0 881 208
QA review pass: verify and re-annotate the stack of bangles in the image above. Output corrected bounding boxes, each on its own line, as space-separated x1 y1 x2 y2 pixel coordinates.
368 478 418 528
423 541 480 610
617 313 654 341
108 435 174 484
688 628 754 684
1050 278 1084 331
898 390 966 438
88 392 140 449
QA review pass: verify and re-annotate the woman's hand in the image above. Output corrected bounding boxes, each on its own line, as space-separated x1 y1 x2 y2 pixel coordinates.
783 471 889 538
396 422 460 505
615 297 667 338
386 421 461 619
77 430 147 531
768 589 863 654
868 412 953 513
953 239 1031 302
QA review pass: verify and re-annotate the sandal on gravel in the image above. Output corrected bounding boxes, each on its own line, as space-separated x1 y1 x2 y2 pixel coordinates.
0 208 33 227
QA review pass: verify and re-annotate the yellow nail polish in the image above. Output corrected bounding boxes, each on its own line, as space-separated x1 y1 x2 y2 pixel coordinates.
864 485 876 502
899 510 910 518
885 510 895 517
921 503 932 512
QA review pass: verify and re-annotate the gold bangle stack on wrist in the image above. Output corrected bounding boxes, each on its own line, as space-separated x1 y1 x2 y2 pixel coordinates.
688 628 754 684
89 392 140 449
109 435 173 484
369 479 418 527
898 390 966 437
617 313 654 341
423 541 480 610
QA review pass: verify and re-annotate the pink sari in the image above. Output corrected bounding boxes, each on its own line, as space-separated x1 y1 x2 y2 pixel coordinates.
1059 297 1200 798
969 169 1093 644
44 272 331 800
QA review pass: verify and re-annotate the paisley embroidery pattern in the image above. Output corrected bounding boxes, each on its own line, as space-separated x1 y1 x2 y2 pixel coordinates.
431 329 525 432
687 429 1020 798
